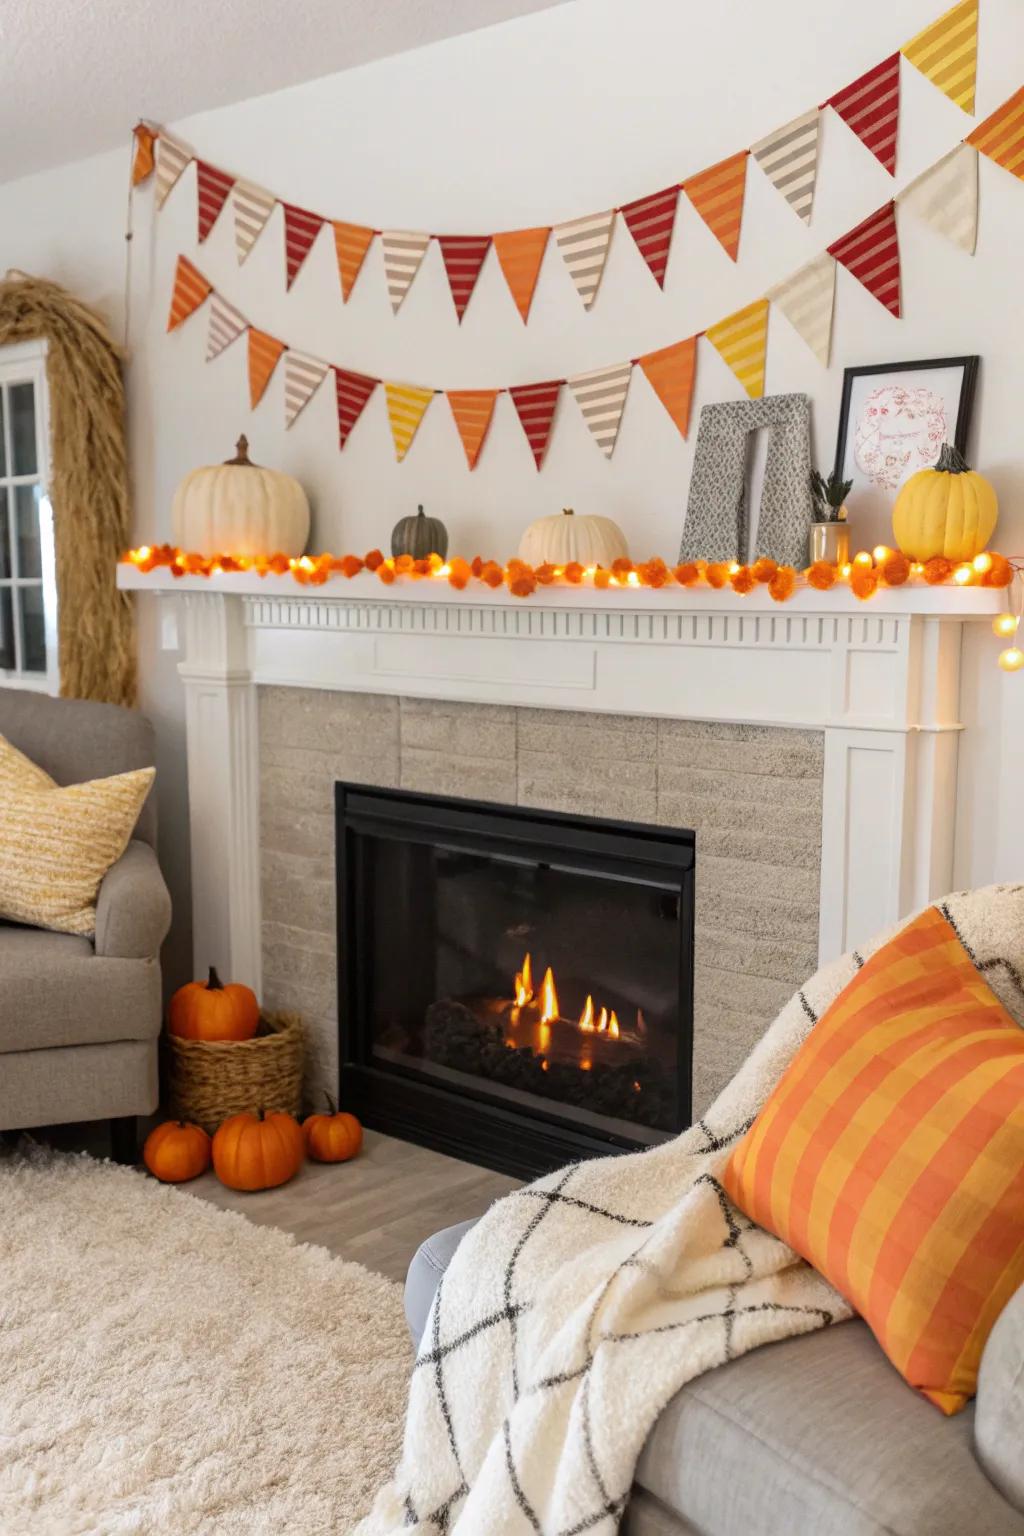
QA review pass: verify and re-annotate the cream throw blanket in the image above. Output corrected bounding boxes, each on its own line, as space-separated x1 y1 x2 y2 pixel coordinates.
359 886 1024 1534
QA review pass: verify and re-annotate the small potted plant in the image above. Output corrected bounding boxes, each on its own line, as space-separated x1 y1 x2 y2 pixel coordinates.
809 469 853 565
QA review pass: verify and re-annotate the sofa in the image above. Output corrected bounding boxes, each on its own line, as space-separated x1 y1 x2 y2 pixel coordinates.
406 1219 1024 1535
0 689 171 1161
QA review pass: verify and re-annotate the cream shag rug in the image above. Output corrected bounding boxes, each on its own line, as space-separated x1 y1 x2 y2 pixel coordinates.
0 1149 411 1534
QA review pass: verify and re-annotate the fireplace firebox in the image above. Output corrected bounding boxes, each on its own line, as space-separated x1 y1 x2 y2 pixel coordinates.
336 783 695 1179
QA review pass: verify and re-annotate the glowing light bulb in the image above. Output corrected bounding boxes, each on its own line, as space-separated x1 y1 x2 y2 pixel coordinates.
583 565 597 578
626 571 641 587
993 613 1020 639
437 563 452 577
840 563 852 579
727 561 741 576
911 563 924 576
872 545 893 564
853 551 873 568
998 646 1024 673
133 545 151 563
953 564 974 585
973 552 994 575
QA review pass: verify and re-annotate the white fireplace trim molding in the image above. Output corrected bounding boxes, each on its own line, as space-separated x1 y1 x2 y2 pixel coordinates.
121 568 1001 998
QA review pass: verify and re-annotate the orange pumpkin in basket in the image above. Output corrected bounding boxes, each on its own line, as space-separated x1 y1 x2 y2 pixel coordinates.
212 1109 304 1191
143 1120 211 1183
302 1102 363 1163
168 967 260 1042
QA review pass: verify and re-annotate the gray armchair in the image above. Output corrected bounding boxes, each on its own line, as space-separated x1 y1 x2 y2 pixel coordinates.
0 688 171 1160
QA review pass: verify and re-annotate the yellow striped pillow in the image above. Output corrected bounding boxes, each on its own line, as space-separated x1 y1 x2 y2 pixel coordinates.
0 733 155 938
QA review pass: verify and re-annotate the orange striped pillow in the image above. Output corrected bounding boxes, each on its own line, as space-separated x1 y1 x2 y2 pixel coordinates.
723 904 1024 1414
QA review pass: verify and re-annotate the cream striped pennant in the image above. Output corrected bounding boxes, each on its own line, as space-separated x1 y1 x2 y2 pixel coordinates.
205 293 248 362
232 180 277 264
284 351 330 429
567 361 632 458
154 133 191 210
385 382 434 461
554 210 616 310
766 254 836 366
381 231 431 314
901 0 978 114
897 143 978 254
751 109 820 225
704 299 769 399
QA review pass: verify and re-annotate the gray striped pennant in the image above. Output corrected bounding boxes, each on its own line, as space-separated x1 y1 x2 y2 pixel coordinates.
766 254 836 366
232 180 276 264
381 231 431 314
154 133 191 210
554 210 615 310
284 351 330 429
205 293 247 362
897 144 978 256
751 109 820 225
567 361 632 458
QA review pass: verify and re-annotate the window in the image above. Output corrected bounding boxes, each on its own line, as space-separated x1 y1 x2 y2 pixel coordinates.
0 341 58 692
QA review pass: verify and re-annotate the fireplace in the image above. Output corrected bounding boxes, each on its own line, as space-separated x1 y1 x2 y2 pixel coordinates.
335 783 695 1178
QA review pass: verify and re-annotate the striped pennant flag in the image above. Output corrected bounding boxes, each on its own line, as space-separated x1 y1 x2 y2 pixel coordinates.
766 253 836 365
447 390 499 469
205 292 247 361
438 235 491 322
132 124 155 186
166 256 212 332
704 299 769 399
901 0 978 115
283 204 324 290
620 186 679 288
751 109 820 225
567 362 632 459
196 161 234 243
232 180 276 264
897 143 978 254
827 53 901 176
967 85 1024 182
381 231 431 314
554 210 616 310
637 336 697 439
385 382 434 461
248 329 286 409
335 368 377 450
493 227 549 323
284 351 330 429
154 132 191 210
682 150 749 261
509 380 561 469
332 221 375 302
828 201 901 317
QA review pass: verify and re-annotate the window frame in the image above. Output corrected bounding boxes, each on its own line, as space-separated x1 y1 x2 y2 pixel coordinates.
0 338 59 694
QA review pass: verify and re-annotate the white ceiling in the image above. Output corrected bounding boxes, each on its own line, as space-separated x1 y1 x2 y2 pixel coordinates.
0 0 570 184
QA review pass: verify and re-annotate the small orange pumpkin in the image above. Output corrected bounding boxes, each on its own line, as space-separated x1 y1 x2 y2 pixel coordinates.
212 1109 304 1191
168 966 260 1042
302 1101 363 1163
143 1120 211 1183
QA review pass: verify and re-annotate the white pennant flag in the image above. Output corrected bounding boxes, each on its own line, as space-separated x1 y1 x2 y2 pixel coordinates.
567 361 632 458
206 293 247 362
897 144 978 256
232 179 277 264
381 231 431 314
154 132 191 210
751 109 820 225
554 210 616 310
766 254 836 367
284 351 329 429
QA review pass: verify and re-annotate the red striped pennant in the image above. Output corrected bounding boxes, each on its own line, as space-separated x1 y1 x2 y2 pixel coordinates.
509 380 561 470
335 368 377 451
282 203 324 289
620 186 679 288
827 53 901 176
438 235 491 322
196 161 234 243
828 201 901 317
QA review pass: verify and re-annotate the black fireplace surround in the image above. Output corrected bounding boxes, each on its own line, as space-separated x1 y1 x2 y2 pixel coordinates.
336 783 695 1179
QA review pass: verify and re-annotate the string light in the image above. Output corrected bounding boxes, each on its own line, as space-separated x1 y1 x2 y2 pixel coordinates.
993 613 1019 638
873 545 893 564
998 646 1024 673
853 550 873 568
973 552 994 575
953 563 974 585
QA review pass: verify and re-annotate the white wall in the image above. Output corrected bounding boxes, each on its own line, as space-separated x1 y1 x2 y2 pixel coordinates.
2 0 1022 983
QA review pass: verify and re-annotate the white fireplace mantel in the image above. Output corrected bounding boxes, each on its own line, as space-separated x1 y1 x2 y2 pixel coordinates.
120 566 1003 999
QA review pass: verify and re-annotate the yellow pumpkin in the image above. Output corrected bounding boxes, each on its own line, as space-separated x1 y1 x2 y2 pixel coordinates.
143 1120 211 1183
168 967 260 1042
212 1110 305 1192
892 444 998 562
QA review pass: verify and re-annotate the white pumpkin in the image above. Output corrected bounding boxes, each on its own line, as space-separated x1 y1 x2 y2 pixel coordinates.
171 437 311 557
518 508 629 568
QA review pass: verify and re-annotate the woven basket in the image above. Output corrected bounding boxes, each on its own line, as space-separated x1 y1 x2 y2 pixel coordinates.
165 1012 304 1135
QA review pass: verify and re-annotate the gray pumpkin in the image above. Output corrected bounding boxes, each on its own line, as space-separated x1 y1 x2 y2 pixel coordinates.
391 505 449 561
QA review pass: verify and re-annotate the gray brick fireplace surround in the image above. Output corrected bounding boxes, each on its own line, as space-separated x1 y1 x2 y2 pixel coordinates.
258 687 824 1117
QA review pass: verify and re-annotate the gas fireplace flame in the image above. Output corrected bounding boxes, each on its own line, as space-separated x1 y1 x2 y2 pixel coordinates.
596 1006 608 1033
511 955 632 1043
539 967 560 1024
579 995 595 1031
514 953 534 1007
608 1010 620 1039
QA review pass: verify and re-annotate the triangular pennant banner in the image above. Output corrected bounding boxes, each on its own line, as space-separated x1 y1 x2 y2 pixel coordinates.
166 255 212 332
205 293 247 361
751 109 820 225
446 390 499 470
232 180 276 264
967 86 1024 183
196 161 235 244
283 204 324 290
385 382 434 461
284 351 329 429
827 53 901 176
554 210 616 310
335 368 377 450
828 201 901 316
620 186 680 288
509 380 561 469
682 150 749 261
248 329 286 409
567 362 632 459
332 221 375 302
897 143 978 253
132 124 155 186
766 253 836 365
492 227 549 323
704 299 769 399
381 231 431 314
438 235 491 322
902 0 978 114
637 337 698 439
154 133 191 210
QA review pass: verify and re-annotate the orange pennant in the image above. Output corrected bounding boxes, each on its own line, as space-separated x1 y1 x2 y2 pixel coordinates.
492 227 549 323
638 337 697 439
967 85 1024 181
446 390 499 470
166 255 212 332
132 124 155 186
332 220 375 302
683 150 749 262
248 328 286 409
